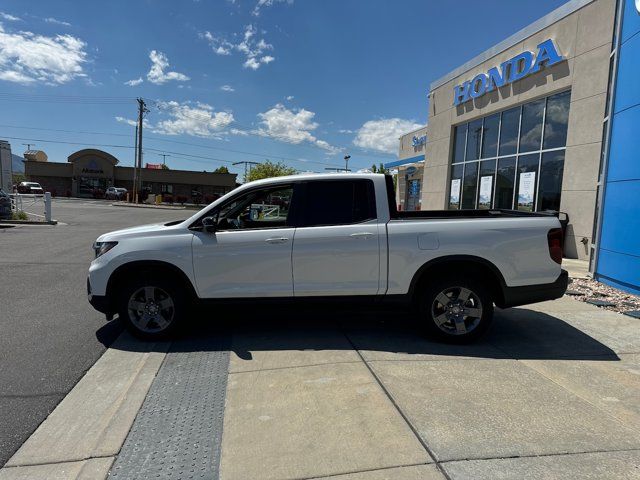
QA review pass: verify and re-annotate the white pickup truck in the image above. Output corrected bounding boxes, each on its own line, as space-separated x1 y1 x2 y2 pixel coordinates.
88 173 567 342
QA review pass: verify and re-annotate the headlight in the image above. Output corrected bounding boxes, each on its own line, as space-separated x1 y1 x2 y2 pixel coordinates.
93 241 118 258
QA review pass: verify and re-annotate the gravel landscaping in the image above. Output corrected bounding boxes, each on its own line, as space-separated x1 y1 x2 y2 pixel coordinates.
566 277 640 317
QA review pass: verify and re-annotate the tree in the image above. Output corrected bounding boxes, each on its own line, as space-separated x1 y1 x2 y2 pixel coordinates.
213 166 230 174
160 164 170 170
246 161 297 182
370 163 390 174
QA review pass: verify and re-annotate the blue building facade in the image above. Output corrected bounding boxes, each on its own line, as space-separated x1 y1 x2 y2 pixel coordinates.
595 0 640 294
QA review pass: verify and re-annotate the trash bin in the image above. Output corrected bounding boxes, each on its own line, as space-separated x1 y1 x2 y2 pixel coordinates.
0 189 11 219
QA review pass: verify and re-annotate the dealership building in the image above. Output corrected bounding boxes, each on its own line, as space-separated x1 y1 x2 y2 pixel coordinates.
24 149 237 201
392 0 640 294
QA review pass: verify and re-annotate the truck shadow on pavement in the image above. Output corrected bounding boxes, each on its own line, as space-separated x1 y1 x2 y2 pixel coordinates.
97 303 620 362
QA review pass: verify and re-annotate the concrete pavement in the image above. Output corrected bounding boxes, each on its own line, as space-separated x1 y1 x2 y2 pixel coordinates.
2 295 639 480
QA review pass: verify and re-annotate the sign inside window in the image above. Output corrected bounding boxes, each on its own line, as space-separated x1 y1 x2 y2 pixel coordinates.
517 171 536 212
479 176 493 209
450 178 461 207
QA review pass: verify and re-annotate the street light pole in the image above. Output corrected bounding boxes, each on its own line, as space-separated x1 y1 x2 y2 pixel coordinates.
344 155 351 172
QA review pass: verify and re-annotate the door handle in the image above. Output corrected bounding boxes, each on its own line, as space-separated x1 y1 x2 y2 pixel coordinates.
265 237 289 244
350 232 374 239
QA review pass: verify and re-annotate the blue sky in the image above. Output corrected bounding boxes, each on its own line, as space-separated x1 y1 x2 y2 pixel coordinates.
0 0 568 177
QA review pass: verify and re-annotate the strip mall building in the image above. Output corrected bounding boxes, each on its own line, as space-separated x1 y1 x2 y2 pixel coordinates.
24 149 237 201
392 0 640 294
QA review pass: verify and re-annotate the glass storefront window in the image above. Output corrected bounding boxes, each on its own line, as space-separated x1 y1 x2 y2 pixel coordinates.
498 107 520 156
519 98 545 153
481 113 499 159
465 119 482 161
495 158 516 209
461 162 478 209
543 91 571 150
537 151 565 211
452 124 467 163
450 91 570 212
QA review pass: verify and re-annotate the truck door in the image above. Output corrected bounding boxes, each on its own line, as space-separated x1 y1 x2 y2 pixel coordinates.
292 179 381 296
192 184 297 298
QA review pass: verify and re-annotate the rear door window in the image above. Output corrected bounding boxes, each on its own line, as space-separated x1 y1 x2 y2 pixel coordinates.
300 180 376 227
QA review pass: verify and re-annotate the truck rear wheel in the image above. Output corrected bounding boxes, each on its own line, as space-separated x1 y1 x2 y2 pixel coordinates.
116 276 185 340
417 275 493 343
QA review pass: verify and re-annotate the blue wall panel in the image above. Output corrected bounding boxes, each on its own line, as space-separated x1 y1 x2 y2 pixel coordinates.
613 32 640 113
596 0 640 295
599 180 640 257
621 0 640 43
607 106 640 182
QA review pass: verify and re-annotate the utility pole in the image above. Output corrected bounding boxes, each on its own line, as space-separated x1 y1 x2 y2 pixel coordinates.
132 124 138 202
232 161 260 182
158 153 170 166
134 98 148 202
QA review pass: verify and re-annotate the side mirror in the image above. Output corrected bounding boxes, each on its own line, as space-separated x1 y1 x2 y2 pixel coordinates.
201 216 217 233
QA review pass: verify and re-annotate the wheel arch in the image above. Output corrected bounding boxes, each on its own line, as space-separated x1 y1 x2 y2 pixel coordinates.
106 260 198 309
408 255 507 307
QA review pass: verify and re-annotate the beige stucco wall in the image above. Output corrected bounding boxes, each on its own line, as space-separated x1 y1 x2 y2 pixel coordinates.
422 0 615 260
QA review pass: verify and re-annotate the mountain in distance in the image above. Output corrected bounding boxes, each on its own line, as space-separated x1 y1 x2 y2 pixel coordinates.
11 154 25 173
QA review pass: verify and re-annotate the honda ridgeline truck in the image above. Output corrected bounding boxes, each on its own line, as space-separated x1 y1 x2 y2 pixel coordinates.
88 173 568 342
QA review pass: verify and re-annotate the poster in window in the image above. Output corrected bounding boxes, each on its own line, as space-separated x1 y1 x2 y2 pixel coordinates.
449 178 461 209
517 171 536 211
479 176 493 209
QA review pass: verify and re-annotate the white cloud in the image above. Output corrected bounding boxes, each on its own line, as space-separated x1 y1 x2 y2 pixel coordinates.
146 50 189 84
200 24 275 70
354 118 423 154
220 84 235 92
154 101 234 137
338 129 354 134
257 103 339 153
124 77 143 86
44 17 71 27
0 24 87 84
0 12 21 21
252 0 293 16
115 116 137 127
285 95 294 101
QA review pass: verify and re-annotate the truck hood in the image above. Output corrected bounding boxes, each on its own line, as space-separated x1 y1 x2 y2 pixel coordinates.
96 222 179 242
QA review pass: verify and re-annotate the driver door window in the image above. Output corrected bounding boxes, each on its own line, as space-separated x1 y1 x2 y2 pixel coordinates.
216 186 294 231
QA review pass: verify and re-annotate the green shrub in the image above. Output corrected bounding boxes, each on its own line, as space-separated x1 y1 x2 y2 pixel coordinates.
12 210 28 220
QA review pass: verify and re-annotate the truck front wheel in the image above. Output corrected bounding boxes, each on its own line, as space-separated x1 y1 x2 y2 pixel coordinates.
417 275 493 343
116 276 185 340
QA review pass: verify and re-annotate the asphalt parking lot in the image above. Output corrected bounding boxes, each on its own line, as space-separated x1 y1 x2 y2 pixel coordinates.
0 199 185 466
1 199 640 479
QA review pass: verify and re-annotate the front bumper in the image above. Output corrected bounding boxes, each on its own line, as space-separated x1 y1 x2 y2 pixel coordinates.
499 269 569 308
87 277 112 314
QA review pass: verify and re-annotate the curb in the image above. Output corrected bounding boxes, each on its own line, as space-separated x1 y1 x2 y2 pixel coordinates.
109 203 187 211
0 220 58 225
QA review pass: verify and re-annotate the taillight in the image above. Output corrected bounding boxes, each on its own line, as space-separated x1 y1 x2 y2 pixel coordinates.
547 228 563 264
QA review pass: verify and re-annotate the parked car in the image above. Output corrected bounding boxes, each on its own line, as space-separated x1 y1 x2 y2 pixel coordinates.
105 187 128 200
87 173 568 341
0 188 11 219
17 182 44 195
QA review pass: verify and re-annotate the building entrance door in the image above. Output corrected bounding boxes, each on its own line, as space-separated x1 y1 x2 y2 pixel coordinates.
405 179 421 211
78 177 107 197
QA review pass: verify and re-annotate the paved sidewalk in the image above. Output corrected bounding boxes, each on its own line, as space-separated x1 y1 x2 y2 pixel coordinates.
2 296 640 480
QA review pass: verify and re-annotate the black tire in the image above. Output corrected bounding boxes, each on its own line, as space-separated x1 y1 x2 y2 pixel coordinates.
417 274 493 343
116 274 186 340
